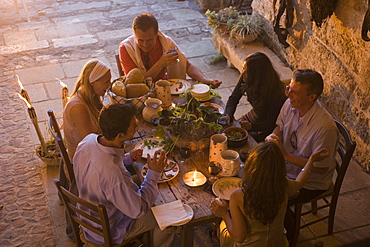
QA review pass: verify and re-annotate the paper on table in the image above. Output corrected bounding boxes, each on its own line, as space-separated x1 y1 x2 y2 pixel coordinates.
151 200 190 230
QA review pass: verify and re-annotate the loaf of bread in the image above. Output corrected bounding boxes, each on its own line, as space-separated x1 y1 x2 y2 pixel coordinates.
111 80 126 97
125 84 150 98
125 68 145 84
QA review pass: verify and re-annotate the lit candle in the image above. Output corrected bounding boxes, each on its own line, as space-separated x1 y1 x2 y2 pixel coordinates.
56 78 69 108
16 75 31 104
17 93 47 155
184 170 207 187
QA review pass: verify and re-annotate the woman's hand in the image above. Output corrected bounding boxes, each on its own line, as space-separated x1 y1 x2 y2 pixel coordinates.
240 120 252 130
130 149 143 162
210 198 229 218
310 148 330 163
265 133 288 158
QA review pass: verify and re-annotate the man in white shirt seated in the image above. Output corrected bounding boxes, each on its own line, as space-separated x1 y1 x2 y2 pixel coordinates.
265 69 338 240
73 103 174 246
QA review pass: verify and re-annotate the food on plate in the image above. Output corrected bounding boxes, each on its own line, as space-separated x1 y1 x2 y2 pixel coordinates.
126 68 145 84
226 129 246 141
163 160 177 172
141 161 179 183
143 139 161 149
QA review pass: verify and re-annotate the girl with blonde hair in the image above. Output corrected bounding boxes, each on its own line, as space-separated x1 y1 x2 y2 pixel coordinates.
63 59 111 160
210 142 329 246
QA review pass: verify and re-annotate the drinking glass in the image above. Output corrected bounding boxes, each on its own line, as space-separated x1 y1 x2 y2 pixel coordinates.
218 115 231 129
179 146 191 165
208 161 222 184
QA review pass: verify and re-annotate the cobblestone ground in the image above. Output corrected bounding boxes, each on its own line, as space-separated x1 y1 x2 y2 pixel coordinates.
0 0 238 246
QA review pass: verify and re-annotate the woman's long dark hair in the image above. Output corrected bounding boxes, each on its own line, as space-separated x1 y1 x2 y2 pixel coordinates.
242 142 288 225
239 52 285 113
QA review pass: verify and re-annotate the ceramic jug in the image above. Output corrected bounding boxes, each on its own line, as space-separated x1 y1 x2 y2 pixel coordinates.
219 150 240 177
155 80 172 109
209 134 227 162
142 98 163 123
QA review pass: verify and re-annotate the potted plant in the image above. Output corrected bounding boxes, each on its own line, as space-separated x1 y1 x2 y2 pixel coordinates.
157 92 222 152
205 7 240 34
230 14 265 43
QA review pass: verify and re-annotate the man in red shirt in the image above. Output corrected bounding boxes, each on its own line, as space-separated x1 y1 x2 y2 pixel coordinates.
119 13 222 88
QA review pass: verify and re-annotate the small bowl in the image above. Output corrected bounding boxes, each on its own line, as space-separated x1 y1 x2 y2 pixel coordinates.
223 127 248 148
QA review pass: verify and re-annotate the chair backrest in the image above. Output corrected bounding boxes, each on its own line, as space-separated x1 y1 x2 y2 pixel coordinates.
115 54 124 76
54 179 113 247
333 119 356 196
47 110 75 183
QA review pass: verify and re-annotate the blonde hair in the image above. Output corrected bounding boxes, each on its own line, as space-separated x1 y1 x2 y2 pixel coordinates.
69 60 105 130
242 142 288 225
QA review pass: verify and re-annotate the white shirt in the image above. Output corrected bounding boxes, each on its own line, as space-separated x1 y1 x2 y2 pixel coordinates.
276 99 338 190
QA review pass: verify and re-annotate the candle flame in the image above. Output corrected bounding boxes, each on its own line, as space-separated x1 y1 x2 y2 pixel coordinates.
16 93 32 108
55 78 67 88
16 75 24 90
192 170 197 181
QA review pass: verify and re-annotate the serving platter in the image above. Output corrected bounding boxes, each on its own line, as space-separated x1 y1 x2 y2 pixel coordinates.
212 177 242 200
141 160 179 183
169 79 191 95
134 138 164 158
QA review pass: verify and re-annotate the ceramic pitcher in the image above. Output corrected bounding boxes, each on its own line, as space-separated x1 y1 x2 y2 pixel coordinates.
219 150 240 177
209 134 227 162
155 80 172 109
142 98 163 123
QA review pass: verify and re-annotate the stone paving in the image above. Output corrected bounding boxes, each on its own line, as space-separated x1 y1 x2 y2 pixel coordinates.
1 0 369 246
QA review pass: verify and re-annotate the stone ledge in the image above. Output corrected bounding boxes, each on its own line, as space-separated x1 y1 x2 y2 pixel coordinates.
212 32 292 84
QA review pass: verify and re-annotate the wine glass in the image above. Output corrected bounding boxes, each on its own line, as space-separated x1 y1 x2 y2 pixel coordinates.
179 146 191 165
208 161 222 184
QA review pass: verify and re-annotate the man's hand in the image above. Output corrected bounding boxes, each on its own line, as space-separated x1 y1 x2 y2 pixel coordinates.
130 149 143 162
147 150 167 173
158 51 179 67
205 79 222 88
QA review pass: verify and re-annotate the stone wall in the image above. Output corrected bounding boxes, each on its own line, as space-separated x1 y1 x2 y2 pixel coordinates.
252 0 370 171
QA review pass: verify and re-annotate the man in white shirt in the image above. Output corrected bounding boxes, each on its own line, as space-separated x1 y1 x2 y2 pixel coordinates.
266 69 338 240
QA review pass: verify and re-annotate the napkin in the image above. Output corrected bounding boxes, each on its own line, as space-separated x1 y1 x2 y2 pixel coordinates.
151 200 190 230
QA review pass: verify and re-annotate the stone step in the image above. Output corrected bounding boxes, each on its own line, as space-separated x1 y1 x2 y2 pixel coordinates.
212 32 293 84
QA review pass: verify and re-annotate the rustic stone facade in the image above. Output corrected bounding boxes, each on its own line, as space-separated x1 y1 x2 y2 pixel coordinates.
252 0 370 171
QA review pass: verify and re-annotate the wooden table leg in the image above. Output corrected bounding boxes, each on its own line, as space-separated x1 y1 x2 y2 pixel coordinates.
180 224 195 247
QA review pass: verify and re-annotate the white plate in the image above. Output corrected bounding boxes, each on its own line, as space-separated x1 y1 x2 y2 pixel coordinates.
212 177 242 200
172 204 194 226
141 160 179 183
134 138 164 158
201 102 224 114
169 79 191 95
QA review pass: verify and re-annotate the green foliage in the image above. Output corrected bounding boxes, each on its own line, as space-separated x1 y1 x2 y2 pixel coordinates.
161 93 222 141
230 14 265 38
205 7 240 31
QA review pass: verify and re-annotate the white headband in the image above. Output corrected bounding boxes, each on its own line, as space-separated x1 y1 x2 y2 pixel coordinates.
89 61 110 83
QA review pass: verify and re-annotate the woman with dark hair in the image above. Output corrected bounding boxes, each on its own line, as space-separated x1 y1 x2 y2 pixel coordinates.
210 142 329 246
224 52 286 142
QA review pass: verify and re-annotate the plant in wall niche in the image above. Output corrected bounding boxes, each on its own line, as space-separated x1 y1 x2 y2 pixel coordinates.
205 7 240 33
230 14 265 44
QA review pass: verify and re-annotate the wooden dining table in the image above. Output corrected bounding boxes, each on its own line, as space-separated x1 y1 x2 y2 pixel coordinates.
123 94 258 247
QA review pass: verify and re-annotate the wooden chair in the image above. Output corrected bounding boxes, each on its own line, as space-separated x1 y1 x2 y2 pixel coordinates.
54 179 151 247
290 119 356 246
115 54 124 77
47 110 75 184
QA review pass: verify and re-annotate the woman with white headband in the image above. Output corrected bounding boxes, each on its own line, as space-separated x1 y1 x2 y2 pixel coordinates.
63 60 112 160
